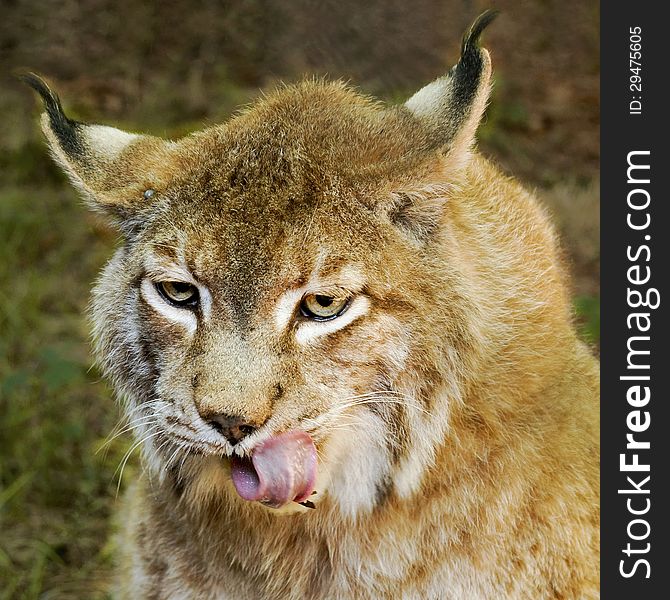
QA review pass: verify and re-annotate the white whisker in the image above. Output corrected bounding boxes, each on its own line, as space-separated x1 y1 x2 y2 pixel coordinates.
114 427 162 498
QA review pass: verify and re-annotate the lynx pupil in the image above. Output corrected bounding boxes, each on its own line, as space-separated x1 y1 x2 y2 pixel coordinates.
301 293 348 320
156 281 198 307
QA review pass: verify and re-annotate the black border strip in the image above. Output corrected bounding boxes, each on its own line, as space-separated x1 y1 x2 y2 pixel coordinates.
601 3 670 596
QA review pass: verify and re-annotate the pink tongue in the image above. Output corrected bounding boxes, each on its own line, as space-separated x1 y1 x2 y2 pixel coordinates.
230 430 317 508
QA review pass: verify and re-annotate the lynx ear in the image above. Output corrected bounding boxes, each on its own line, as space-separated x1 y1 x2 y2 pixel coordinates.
405 10 497 164
21 73 170 221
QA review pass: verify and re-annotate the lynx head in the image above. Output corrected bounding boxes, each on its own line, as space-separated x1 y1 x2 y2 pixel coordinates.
26 12 496 517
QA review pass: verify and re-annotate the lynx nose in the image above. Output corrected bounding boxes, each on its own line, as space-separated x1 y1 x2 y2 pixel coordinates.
207 414 258 445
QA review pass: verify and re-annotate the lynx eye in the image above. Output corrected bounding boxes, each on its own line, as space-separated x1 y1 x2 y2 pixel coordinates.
155 281 199 308
300 293 350 321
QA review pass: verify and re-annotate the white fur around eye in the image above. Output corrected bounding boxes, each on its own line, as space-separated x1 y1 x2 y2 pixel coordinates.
274 288 304 333
140 279 197 334
295 296 370 345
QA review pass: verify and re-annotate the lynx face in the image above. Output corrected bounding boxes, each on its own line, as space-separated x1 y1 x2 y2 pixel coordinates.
26 14 495 517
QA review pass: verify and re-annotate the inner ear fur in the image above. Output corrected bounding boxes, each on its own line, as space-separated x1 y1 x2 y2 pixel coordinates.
21 73 170 221
384 182 453 244
404 10 497 169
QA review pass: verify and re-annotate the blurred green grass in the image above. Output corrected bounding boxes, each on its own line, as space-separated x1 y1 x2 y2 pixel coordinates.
0 176 131 598
575 295 600 348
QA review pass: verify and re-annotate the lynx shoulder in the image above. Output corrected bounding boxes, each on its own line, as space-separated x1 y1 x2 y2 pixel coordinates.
25 11 599 599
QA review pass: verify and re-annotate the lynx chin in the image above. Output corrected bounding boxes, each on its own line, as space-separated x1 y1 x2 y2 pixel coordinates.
25 11 599 599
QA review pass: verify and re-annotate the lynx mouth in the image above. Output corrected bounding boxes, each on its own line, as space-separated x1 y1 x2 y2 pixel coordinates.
230 430 317 509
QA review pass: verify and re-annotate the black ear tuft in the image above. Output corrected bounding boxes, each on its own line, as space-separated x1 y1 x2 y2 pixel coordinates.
19 72 83 158
448 10 499 110
404 10 497 156
460 10 499 58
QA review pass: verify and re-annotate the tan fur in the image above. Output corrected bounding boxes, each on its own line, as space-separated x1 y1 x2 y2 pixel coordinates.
29 13 599 599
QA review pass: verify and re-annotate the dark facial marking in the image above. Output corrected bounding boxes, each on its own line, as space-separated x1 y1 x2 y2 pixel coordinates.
374 474 394 506
367 380 411 465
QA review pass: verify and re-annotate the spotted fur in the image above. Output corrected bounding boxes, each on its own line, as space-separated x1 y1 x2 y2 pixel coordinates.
26 12 599 599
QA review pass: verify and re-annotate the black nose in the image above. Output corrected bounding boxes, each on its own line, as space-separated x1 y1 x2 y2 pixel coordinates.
207 414 258 445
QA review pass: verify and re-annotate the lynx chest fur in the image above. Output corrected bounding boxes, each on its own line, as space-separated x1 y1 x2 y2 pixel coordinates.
26 12 599 600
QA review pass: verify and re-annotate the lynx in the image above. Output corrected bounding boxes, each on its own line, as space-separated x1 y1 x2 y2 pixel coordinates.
25 11 599 599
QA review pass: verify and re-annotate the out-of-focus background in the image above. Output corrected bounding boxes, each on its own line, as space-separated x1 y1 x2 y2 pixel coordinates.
0 0 599 596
